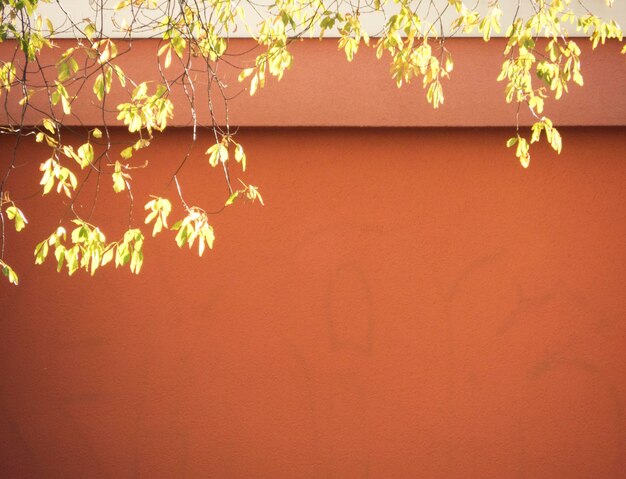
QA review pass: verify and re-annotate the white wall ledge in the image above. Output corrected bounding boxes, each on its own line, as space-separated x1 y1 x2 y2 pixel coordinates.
30 0 626 39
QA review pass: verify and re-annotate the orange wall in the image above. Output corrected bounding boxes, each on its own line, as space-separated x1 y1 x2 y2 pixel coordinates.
1 127 625 478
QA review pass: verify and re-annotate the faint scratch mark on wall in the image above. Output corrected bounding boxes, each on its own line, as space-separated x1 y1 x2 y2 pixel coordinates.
326 262 374 357
444 248 508 379
283 340 327 476
496 284 555 337
445 249 507 304
443 249 509 474
322 259 375 478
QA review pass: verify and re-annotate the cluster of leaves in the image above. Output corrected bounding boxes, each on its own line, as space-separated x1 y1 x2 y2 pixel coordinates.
145 197 215 257
34 222 145 275
116 83 173 134
0 0 624 285
494 0 623 167
0 192 27 285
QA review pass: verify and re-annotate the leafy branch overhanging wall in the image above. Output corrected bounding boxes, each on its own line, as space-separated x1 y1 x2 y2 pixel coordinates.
0 0 623 285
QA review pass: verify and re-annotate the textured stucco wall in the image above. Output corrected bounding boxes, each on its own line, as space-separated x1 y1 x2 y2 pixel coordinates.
1 127 625 478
